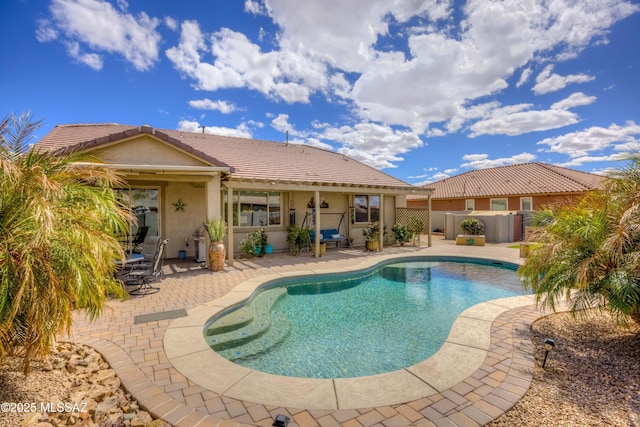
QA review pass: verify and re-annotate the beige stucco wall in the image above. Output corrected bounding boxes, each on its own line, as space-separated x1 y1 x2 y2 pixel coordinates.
164 182 208 258
97 136 209 167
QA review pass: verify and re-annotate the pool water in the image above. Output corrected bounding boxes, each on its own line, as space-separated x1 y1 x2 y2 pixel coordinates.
204 259 530 379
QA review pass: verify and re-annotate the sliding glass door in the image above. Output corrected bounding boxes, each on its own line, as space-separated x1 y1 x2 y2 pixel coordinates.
115 188 159 243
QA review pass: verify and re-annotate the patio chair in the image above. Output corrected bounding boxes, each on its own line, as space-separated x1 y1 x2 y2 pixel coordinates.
124 239 168 295
138 235 161 262
131 226 150 253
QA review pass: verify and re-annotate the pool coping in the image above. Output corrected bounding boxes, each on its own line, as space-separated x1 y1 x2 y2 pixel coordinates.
164 251 535 410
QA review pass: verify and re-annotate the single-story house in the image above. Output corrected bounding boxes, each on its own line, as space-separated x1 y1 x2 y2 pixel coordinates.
36 123 433 265
407 162 604 242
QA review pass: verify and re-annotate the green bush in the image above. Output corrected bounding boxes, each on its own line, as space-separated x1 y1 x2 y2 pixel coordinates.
392 223 412 245
460 218 485 235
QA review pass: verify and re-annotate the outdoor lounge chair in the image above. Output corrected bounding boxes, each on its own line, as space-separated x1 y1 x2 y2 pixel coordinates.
124 239 168 295
131 226 150 253
138 235 161 262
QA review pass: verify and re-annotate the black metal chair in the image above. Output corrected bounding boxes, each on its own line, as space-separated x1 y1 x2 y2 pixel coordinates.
131 226 150 253
124 239 167 295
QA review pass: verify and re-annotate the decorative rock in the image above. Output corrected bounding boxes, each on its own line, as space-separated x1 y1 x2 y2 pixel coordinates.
100 412 124 427
95 396 120 416
130 411 152 427
95 369 117 384
87 385 111 401
20 412 43 426
147 420 169 427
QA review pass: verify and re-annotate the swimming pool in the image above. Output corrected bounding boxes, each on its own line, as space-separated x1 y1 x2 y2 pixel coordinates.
204 258 530 378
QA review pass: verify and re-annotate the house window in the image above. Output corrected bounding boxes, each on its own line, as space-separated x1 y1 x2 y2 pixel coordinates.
465 199 475 211
354 195 380 223
490 198 508 211
520 197 533 211
231 191 281 227
115 187 159 241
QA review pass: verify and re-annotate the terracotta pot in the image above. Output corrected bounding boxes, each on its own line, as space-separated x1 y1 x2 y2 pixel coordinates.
208 241 226 271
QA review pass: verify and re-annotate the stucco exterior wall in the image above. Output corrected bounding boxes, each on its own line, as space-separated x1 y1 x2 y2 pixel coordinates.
164 182 207 258
98 136 210 166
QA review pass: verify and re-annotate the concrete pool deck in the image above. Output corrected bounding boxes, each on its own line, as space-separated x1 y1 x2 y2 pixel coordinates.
68 238 557 426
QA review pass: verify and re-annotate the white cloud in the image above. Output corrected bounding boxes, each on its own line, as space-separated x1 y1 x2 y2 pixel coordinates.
516 67 532 88
188 98 237 114
551 92 597 110
35 19 58 42
40 0 161 71
165 16 178 31
166 22 327 103
65 40 103 70
460 152 537 169
244 0 266 15
532 65 595 95
537 121 640 158
177 119 253 138
263 0 452 73
327 123 424 169
469 105 580 137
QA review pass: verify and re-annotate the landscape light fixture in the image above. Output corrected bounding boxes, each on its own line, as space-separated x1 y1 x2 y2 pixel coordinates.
542 338 555 368
272 414 290 427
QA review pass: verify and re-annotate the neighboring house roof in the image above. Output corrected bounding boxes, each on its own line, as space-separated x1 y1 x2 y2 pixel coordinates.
36 123 426 192
409 162 604 200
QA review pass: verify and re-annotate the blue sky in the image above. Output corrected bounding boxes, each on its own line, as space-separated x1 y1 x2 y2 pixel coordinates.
2 0 640 185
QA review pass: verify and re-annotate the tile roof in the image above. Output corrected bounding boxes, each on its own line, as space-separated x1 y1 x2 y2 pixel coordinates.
36 123 423 191
410 162 604 200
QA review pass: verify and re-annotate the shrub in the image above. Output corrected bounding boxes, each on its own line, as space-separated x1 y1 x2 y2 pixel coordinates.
460 218 485 235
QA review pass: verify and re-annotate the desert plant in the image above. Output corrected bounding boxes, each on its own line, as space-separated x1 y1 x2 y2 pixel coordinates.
0 112 131 374
205 217 227 241
362 222 380 242
519 155 640 325
460 218 485 235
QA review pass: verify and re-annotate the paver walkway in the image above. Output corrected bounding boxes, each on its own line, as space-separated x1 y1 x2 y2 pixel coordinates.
67 238 551 426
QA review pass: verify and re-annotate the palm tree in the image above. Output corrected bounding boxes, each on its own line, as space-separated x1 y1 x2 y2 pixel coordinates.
0 112 132 374
519 156 640 324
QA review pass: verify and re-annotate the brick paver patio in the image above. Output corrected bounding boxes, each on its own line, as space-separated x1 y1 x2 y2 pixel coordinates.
67 238 551 426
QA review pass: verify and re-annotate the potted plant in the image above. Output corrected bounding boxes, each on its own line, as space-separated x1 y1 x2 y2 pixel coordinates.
255 228 271 257
460 217 485 235
287 224 301 255
240 229 272 258
287 224 311 255
457 217 486 246
240 232 258 259
205 217 227 271
407 217 425 246
362 222 380 251
391 223 412 246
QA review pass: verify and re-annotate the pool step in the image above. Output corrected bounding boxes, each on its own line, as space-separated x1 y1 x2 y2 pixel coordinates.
205 307 253 335
217 312 291 362
205 287 287 351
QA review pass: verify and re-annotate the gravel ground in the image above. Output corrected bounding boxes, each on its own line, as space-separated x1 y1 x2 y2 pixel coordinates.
1 311 638 427
489 311 640 427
